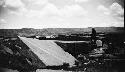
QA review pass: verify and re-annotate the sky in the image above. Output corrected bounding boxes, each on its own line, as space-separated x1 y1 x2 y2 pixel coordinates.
0 0 124 29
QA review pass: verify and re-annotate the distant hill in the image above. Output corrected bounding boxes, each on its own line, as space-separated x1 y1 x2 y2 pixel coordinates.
0 27 124 37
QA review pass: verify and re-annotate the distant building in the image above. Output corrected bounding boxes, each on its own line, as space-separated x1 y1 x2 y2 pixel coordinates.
36 36 40 39
46 35 55 38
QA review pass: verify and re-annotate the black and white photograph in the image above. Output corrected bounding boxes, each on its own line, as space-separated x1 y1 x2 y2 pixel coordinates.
0 0 124 72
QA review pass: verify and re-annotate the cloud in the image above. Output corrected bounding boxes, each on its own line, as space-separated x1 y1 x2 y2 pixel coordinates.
111 21 124 27
22 0 48 5
0 19 7 23
97 5 110 15
98 2 124 21
21 0 48 10
110 2 124 17
6 0 87 18
0 19 7 29
1 0 89 28
5 0 24 8
59 4 88 17
98 2 124 16
25 4 87 18
75 0 89 3
4 0 47 12
97 2 124 27
0 0 4 6
14 3 59 18
110 2 124 21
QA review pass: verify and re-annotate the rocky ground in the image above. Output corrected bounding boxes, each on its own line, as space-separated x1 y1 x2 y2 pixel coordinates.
0 29 125 72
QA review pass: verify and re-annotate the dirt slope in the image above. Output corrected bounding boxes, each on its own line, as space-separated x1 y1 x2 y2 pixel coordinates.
19 37 76 66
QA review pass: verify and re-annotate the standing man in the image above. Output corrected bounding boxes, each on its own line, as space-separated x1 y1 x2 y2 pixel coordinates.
91 28 97 42
91 28 97 49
